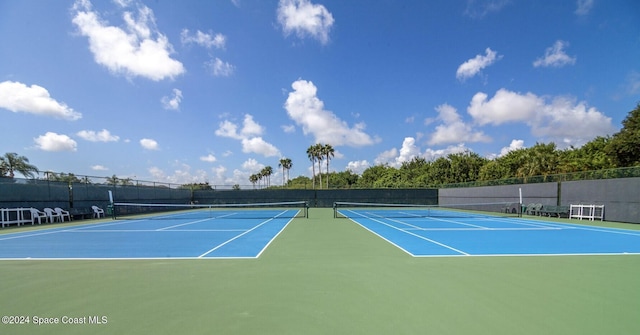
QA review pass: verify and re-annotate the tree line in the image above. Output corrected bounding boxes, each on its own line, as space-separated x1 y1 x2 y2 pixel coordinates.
2 103 639 189
274 103 640 189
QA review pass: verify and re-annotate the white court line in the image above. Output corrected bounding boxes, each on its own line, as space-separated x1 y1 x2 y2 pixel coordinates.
67 229 246 233
343 210 469 256
198 210 290 258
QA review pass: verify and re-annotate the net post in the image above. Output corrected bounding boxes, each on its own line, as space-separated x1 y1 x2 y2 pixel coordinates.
305 201 309 218
519 188 523 218
107 190 116 220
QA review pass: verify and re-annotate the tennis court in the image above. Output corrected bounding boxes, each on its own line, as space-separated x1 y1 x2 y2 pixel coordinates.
336 204 640 257
0 206 303 259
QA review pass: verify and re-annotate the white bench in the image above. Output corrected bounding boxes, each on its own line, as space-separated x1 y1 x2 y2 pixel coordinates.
569 204 604 221
1 208 31 228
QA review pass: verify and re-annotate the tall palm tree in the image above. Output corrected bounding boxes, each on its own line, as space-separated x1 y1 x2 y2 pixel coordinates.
0 152 38 178
285 158 293 186
260 166 273 187
321 144 335 188
313 143 324 189
306 145 317 189
249 174 258 189
279 157 293 187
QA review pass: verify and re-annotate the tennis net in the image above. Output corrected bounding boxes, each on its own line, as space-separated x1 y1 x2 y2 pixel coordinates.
111 201 309 220
333 201 521 219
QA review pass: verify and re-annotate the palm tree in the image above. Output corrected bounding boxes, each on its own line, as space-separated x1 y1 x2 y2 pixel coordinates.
321 144 335 188
249 174 258 189
285 158 292 186
0 152 38 178
313 143 324 188
306 145 318 189
106 174 119 186
260 166 273 187
279 157 293 187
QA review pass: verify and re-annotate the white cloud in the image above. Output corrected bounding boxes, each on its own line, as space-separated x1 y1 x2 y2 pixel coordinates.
91 164 109 171
428 104 491 145
456 48 502 81
496 139 525 158
345 160 370 174
200 154 217 163
281 124 296 133
34 132 78 152
241 158 264 173
468 89 542 126
374 148 398 166
140 138 159 150
0 81 82 120
240 114 264 138
215 114 265 139
207 57 235 77
148 163 208 185
215 120 242 139
77 129 120 142
277 0 334 45
241 137 280 157
284 79 379 147
575 0 594 16
161 88 183 110
467 89 615 147
71 0 184 81
215 114 280 157
464 0 510 19
423 143 469 161
534 96 615 146
375 138 470 167
533 40 576 68
181 29 226 49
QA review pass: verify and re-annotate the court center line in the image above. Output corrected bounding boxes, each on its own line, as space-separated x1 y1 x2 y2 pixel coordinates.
156 215 235 231
344 210 470 256
198 210 289 258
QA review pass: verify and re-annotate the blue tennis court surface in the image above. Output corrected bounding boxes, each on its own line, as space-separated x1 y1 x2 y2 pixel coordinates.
0 209 299 259
340 209 640 257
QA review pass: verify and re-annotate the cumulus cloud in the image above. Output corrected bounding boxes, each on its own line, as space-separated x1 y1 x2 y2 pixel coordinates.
345 160 370 174
241 137 280 157
207 57 235 77
0 81 82 120
494 139 525 158
284 79 379 147
71 0 184 81
200 154 217 163
91 164 109 171
161 88 183 110
428 104 491 145
34 132 78 152
277 0 334 44
148 163 208 185
140 138 159 150
456 48 502 81
467 89 615 147
215 114 280 157
533 40 576 68
375 138 470 167
467 89 542 126
77 129 120 142
181 29 226 49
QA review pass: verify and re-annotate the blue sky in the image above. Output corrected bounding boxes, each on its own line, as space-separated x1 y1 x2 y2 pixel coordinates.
1 0 639 186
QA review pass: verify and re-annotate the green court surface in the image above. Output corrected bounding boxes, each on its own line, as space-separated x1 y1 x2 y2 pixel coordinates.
1 208 639 335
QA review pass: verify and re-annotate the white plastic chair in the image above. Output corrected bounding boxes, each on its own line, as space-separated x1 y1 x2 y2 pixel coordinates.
29 208 48 225
55 207 71 222
92 206 105 218
44 208 62 223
